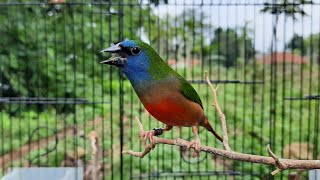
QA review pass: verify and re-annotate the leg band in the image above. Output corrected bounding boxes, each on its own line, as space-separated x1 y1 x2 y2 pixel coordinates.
153 128 163 136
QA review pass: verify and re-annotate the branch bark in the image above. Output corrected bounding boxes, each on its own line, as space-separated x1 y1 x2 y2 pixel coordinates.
122 74 320 175
123 117 320 174
88 131 100 180
205 73 231 151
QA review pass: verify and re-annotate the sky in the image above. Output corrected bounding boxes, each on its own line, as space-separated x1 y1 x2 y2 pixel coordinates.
152 0 320 53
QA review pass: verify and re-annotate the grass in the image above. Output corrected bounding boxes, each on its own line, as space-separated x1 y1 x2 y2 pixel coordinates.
1 62 319 179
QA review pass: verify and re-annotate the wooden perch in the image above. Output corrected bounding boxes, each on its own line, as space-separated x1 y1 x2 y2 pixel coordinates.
122 73 320 175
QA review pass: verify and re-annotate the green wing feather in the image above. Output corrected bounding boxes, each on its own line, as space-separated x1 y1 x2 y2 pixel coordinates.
179 78 203 109
137 40 203 108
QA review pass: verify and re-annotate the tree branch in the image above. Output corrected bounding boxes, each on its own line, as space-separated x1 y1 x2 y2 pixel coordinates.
205 73 231 151
267 144 288 175
88 131 100 180
122 74 320 175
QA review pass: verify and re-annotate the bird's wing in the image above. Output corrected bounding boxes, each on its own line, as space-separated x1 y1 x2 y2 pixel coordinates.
179 78 203 109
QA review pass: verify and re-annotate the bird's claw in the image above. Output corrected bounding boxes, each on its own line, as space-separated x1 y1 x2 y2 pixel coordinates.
139 130 155 147
186 139 201 158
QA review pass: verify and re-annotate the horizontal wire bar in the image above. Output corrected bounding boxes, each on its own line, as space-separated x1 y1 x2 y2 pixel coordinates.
0 101 109 104
188 80 264 85
2 97 88 101
0 2 319 6
90 11 124 16
305 95 320 99
131 171 261 178
284 95 320 101
0 97 109 104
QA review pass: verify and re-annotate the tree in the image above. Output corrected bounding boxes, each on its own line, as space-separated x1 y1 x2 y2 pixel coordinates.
0 0 160 113
205 26 255 68
303 33 320 62
261 0 312 52
286 34 307 56
211 28 239 68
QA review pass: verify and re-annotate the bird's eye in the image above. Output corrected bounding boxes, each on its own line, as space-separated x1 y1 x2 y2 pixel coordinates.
131 46 141 55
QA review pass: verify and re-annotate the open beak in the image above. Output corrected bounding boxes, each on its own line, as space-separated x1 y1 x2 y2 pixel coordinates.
100 43 127 66
100 43 121 53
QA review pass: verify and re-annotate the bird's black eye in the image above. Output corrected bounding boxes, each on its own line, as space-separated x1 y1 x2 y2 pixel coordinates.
131 46 141 55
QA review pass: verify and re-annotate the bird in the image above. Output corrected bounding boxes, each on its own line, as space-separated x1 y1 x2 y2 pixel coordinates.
100 39 222 157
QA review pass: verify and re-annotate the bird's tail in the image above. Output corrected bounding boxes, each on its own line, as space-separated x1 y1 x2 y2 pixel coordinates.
202 116 223 142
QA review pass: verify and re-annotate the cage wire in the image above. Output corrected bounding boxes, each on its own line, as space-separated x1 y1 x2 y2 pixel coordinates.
0 0 319 179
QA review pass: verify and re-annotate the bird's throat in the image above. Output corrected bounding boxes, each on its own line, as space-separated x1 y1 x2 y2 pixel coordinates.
121 69 152 93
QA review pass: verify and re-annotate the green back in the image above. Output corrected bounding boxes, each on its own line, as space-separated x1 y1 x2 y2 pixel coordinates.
136 40 203 109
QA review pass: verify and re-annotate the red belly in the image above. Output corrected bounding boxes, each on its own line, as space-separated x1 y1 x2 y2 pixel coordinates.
144 97 202 126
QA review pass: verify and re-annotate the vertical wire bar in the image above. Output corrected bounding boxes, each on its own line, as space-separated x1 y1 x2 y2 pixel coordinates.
108 0 114 178
269 1 274 160
7 4 12 169
181 1 186 172
233 0 239 174
81 0 87 175
214 2 220 173
0 4 3 174
98 1 105 178
269 3 276 173
138 0 142 176
35 3 40 167
205 54 209 178
71 2 78 171
182 2 186 78
288 9 295 160
307 4 313 160
188 1 194 173
91 2 96 129
251 4 258 177
241 1 248 176
191 2 195 82
223 3 229 178
200 1 204 80
17 4 22 168
147 0 151 176
53 3 59 166
314 6 320 160
174 0 178 73
217 3 221 81
118 0 124 179
129 0 134 178
313 4 320 159
199 1 204 175
25 3 31 167
156 3 160 177
205 2 213 177
280 4 287 158
44 2 50 166
63 5 67 166
298 6 304 160
280 4 287 179
170 2 174 171
163 2 172 173
260 4 266 176
273 0 278 153
208 1 213 79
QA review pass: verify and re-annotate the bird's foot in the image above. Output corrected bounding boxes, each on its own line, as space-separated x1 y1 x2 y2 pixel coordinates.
139 130 155 147
186 138 201 157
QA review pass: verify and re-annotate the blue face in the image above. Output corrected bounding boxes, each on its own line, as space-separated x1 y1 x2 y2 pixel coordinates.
117 40 152 86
